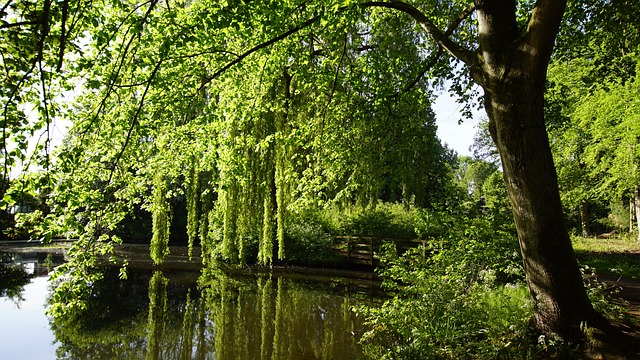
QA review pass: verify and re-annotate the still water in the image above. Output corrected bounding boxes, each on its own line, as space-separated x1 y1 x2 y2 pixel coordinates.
0 249 377 359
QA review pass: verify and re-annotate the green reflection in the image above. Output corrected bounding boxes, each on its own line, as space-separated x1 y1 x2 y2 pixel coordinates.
199 270 365 360
147 271 168 360
50 266 368 360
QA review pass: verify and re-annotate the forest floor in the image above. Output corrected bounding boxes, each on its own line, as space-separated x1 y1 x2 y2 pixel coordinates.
572 235 640 343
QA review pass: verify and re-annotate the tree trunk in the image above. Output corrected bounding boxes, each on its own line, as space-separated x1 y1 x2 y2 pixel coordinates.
482 75 602 341
635 186 640 241
384 0 608 343
467 0 612 342
580 201 592 237
630 198 635 234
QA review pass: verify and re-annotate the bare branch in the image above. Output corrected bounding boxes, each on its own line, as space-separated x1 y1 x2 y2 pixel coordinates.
446 3 476 36
361 1 477 66
0 1 13 15
38 57 52 178
56 0 69 72
0 20 38 29
401 3 476 93
321 32 348 121
167 48 240 61
403 47 442 92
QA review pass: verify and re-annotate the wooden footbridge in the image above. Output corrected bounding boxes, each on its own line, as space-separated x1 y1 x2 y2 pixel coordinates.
333 236 427 267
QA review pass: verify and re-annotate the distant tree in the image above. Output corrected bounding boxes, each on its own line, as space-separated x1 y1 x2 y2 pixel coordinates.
469 118 500 166
455 155 498 201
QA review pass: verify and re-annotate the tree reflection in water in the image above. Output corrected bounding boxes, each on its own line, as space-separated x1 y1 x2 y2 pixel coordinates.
51 266 369 360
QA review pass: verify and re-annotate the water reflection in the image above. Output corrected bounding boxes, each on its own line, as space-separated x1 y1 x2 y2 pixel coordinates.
200 270 365 360
0 251 64 304
50 266 371 359
0 251 66 359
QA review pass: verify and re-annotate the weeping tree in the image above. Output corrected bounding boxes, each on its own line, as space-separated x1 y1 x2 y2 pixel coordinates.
9 1 449 267
3 0 637 346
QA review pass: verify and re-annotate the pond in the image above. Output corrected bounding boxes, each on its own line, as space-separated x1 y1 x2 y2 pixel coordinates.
0 247 380 360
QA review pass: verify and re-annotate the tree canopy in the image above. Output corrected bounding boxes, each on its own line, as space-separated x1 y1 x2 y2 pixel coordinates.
2 0 638 346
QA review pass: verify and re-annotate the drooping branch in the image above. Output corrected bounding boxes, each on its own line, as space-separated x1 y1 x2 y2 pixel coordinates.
81 0 159 135
361 1 477 67
198 14 321 91
1 61 36 190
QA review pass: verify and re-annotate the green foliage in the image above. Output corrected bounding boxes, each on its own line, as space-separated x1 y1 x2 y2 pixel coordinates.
549 0 640 237
336 203 418 238
482 170 514 227
455 155 499 200
357 214 531 359
3 0 459 267
282 214 340 266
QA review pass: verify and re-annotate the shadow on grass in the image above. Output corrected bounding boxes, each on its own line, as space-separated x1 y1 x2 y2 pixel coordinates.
576 251 640 280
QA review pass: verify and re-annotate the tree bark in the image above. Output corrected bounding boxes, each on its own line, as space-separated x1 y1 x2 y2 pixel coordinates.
481 75 602 341
630 197 635 234
473 0 605 342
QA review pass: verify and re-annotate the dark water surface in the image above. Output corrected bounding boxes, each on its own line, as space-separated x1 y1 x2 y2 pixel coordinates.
0 248 378 359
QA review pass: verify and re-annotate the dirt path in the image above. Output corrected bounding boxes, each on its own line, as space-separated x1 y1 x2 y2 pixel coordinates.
596 273 640 343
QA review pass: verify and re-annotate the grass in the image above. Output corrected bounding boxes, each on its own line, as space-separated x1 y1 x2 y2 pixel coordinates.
572 234 640 280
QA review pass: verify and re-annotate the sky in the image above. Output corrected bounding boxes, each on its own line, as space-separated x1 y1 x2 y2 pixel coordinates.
432 89 483 157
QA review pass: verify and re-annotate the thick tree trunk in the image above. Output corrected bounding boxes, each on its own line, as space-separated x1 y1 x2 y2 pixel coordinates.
386 0 610 343
483 76 602 341
580 201 592 237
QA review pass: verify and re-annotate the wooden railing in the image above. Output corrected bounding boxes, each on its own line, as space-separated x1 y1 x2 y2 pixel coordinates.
333 236 426 267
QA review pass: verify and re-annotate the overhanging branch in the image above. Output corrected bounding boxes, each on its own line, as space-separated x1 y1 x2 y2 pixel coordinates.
109 56 164 183
361 1 477 67
198 13 321 91
402 3 477 92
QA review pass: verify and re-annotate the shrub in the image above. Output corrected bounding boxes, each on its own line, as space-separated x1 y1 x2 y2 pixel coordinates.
330 203 419 238
284 220 342 266
357 215 533 359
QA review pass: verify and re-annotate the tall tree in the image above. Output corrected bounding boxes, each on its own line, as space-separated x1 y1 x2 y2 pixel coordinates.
4 0 628 344
548 0 640 239
362 0 604 341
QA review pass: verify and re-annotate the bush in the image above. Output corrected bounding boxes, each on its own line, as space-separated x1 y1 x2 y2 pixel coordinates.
320 203 418 238
357 215 533 359
284 219 342 266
